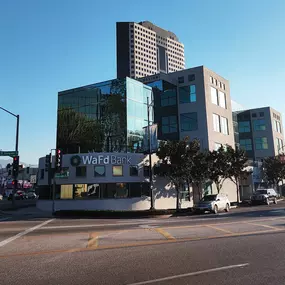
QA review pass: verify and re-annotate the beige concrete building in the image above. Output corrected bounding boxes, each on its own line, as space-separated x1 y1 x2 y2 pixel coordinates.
140 66 237 202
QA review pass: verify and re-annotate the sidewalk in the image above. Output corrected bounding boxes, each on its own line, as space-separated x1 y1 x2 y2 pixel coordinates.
0 206 53 218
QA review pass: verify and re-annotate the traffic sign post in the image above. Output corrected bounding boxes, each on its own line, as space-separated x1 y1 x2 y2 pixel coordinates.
0 150 18 157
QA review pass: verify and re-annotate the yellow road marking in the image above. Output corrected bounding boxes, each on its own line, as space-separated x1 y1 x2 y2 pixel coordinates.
154 228 176 240
205 225 234 234
0 228 284 259
87 232 99 248
243 222 282 231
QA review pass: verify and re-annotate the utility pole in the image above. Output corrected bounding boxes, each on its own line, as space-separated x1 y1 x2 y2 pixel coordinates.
0 107 20 207
147 97 154 210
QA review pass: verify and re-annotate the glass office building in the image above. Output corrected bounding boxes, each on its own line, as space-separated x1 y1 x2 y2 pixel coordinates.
57 77 153 154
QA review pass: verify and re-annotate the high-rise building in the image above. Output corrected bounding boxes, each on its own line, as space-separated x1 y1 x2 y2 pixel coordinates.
116 21 185 79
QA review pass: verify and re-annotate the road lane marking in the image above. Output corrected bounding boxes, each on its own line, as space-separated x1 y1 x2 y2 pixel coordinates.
125 263 250 285
0 228 284 259
244 221 282 231
205 224 234 234
154 228 176 240
87 232 98 248
0 219 54 248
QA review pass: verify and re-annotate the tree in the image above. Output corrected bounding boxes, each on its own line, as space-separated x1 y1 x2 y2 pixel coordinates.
156 137 200 211
206 146 229 193
190 151 209 200
262 155 285 192
226 146 250 203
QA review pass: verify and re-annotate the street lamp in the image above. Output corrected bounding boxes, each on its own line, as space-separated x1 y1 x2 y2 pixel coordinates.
146 96 155 210
0 106 20 153
0 106 20 205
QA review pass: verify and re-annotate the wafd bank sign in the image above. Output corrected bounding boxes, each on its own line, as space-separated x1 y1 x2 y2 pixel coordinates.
70 154 132 167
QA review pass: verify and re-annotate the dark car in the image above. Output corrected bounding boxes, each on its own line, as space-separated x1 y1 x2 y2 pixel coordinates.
251 188 278 205
8 191 27 200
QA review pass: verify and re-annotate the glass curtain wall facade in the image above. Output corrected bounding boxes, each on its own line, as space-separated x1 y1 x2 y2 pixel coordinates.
147 80 179 141
57 78 152 154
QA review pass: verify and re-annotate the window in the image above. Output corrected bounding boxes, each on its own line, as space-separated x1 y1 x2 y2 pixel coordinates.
179 85 196 103
188 74 195 81
274 120 282 133
240 139 252 150
259 112 264 117
238 121 251 133
40 169 44 179
252 113 257 118
130 165 138 176
255 137 268 150
161 89 177 106
162 116 177 133
276 138 283 151
180 112 198 132
218 91 226 108
112 165 123 176
178 76 184 83
220 116 229 135
115 183 128 198
210 76 214 84
253 119 266 131
214 143 222 151
94 166 105 177
213 113 220 132
76 166 87 177
211 87 218 105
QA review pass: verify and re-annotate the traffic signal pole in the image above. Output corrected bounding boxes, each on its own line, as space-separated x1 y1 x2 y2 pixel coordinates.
0 107 20 206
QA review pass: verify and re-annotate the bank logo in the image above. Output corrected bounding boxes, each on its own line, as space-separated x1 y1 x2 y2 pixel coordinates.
70 155 81 167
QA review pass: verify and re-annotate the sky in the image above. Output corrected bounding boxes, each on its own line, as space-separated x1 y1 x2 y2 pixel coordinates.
0 0 285 165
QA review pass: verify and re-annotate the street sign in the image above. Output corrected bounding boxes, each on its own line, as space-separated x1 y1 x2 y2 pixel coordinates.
55 171 69 178
30 175 37 183
0 150 18 157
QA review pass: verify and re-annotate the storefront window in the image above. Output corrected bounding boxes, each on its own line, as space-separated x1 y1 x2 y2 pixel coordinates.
115 183 128 198
130 165 138 176
76 166 87 177
60 185 73 199
112 165 123 176
94 166 105 177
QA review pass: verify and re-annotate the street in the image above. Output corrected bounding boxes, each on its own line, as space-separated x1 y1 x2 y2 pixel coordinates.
1 203 285 284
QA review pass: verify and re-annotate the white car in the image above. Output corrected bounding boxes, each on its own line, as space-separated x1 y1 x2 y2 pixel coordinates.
0 194 3 200
195 194 231 214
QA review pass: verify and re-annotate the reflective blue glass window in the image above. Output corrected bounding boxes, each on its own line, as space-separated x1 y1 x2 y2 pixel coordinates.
180 113 198 132
162 116 177 134
179 85 196 103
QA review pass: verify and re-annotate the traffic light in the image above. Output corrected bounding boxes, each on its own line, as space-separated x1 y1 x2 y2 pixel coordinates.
45 154 51 172
12 156 19 178
12 179 17 186
55 149 62 172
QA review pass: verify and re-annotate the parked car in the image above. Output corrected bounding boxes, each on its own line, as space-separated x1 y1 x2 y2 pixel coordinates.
195 194 230 214
7 191 27 201
26 190 37 199
251 188 278 205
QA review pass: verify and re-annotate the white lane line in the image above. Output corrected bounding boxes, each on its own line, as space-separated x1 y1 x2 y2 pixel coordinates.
41 217 230 230
42 221 151 230
0 219 54 248
126 263 249 285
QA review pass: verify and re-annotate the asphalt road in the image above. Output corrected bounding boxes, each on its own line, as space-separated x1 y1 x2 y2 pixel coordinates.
1 203 285 284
